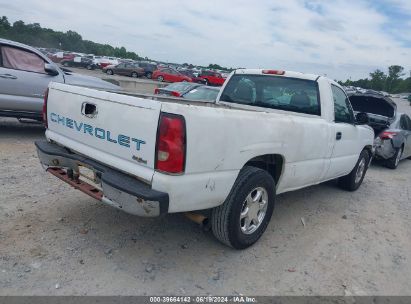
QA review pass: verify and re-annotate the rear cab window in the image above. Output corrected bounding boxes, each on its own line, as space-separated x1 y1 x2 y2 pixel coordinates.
220 74 321 116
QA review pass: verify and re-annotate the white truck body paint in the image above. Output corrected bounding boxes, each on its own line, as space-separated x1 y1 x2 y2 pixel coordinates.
44 70 374 213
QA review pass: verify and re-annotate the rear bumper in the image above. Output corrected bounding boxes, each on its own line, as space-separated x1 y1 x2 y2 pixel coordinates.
374 138 395 160
35 140 169 217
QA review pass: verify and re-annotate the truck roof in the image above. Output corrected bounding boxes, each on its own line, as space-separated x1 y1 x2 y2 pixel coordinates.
234 69 321 81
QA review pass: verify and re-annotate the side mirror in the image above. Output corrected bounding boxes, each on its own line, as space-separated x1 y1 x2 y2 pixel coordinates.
355 112 369 125
44 63 59 76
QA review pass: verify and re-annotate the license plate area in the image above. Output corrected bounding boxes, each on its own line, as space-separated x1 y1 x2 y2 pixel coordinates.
78 164 102 190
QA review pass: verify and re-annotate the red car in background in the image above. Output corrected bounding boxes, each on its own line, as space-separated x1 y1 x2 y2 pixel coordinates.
48 52 75 63
198 70 226 86
152 68 192 83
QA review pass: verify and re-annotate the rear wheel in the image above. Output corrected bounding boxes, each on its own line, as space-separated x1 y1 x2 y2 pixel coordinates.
146 72 152 79
157 76 164 82
385 146 403 169
204 79 209 86
211 166 275 249
106 69 113 75
338 149 370 191
131 72 138 78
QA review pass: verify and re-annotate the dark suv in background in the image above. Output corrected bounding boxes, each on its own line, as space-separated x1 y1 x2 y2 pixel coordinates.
135 62 157 79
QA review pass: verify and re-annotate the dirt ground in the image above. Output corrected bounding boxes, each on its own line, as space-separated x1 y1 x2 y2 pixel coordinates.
0 95 410 296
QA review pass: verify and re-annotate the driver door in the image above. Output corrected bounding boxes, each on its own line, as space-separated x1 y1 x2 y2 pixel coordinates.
325 85 362 179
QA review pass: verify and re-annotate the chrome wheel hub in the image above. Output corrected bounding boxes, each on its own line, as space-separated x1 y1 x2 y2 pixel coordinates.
395 149 402 166
355 158 366 184
240 187 268 235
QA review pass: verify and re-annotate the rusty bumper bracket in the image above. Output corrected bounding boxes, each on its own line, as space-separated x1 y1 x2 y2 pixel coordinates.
47 167 103 201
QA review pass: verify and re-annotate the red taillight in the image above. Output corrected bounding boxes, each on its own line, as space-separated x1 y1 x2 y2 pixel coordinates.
380 131 397 140
155 113 186 174
171 91 181 97
154 88 160 94
262 70 285 75
42 88 49 128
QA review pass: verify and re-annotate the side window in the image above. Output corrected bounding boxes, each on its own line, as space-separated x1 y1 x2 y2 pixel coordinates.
400 115 411 130
1 46 46 74
405 115 411 131
332 85 353 123
117 63 125 68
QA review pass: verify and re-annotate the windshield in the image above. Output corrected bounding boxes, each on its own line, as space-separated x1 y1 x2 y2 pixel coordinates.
183 87 219 101
164 82 197 92
220 74 321 115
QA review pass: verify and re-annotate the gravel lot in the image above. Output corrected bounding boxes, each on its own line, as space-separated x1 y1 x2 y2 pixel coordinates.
0 91 410 295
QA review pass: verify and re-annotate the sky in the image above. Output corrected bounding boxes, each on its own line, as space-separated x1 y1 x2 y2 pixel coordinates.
1 0 410 80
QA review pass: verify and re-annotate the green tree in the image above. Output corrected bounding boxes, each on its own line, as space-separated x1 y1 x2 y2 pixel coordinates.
386 65 404 92
369 69 386 91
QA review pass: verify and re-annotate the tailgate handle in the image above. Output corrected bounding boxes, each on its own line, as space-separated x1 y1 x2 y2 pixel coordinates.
81 102 98 118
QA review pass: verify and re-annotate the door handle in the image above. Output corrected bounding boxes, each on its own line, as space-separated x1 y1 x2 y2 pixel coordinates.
336 132 342 140
81 102 98 118
0 73 17 79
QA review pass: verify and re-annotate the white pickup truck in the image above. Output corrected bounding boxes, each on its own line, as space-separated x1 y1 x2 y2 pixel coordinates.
35 69 374 249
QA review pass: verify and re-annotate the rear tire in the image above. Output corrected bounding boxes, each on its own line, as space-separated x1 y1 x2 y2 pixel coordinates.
157 76 164 82
106 69 113 75
204 79 209 86
338 149 370 191
385 146 403 169
211 166 275 249
146 72 152 79
131 72 138 78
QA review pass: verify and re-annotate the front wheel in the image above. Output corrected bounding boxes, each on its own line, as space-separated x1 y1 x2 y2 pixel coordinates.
338 149 370 191
131 72 138 78
157 76 164 82
106 69 113 75
211 166 275 249
146 72 152 79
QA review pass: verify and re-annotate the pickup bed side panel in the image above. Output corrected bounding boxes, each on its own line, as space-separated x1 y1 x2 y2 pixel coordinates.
158 102 333 212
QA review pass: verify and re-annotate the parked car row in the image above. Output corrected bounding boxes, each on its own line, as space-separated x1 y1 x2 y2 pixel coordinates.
60 56 98 70
152 67 227 86
103 62 158 78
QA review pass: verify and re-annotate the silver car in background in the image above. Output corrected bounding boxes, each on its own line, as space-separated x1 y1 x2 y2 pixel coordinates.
349 92 411 169
0 38 120 121
373 113 411 169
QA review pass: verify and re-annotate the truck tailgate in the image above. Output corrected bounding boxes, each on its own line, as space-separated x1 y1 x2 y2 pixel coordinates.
45 82 160 183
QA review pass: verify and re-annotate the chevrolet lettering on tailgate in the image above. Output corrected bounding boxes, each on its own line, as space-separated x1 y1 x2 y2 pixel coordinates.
50 112 146 151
